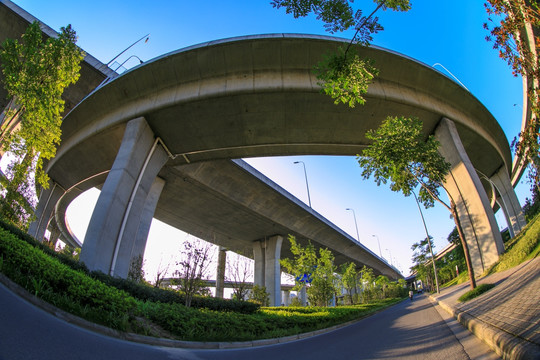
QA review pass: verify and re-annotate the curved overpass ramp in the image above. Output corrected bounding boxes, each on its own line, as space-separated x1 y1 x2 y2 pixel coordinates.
34 34 523 292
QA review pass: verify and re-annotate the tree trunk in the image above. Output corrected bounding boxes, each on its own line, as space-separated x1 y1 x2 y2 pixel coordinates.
450 201 476 289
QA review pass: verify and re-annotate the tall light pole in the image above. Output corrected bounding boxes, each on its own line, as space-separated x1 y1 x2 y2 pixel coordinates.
371 235 383 258
294 161 311 208
412 190 440 294
107 33 150 67
346 208 360 243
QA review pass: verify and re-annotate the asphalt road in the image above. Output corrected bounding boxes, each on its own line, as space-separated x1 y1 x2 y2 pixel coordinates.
0 283 498 360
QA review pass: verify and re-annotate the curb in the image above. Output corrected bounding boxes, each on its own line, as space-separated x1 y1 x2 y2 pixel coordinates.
0 273 402 349
430 295 540 360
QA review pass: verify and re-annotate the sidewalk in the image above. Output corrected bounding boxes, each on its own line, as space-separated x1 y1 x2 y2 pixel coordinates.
430 256 540 360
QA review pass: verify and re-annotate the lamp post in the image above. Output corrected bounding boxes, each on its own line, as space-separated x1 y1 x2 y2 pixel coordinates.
346 208 360 243
371 235 383 258
112 55 144 72
106 33 150 67
293 161 311 208
412 190 440 294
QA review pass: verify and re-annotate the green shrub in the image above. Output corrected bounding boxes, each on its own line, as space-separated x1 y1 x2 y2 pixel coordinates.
458 283 495 302
0 228 137 330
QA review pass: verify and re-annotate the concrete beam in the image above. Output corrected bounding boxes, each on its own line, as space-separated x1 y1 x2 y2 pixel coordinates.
435 118 504 276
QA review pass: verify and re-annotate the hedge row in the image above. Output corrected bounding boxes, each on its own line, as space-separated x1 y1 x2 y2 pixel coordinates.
0 227 138 330
0 219 259 314
91 271 259 314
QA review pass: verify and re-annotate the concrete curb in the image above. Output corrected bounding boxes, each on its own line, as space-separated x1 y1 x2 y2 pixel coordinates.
430 294 540 360
0 273 401 349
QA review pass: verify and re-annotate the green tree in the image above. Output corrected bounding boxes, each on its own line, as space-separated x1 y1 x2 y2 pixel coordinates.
249 284 270 306
0 21 84 227
484 1 539 194
359 265 375 303
272 0 411 108
358 115 477 289
340 262 358 304
281 235 338 307
410 237 435 291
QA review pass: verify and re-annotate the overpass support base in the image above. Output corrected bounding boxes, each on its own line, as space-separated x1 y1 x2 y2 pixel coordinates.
80 117 168 278
435 118 504 277
491 166 526 237
253 235 283 306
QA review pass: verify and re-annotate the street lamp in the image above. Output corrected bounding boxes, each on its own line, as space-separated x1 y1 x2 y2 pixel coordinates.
293 161 311 208
106 33 150 66
346 208 360 243
371 235 383 258
412 190 440 294
112 55 144 72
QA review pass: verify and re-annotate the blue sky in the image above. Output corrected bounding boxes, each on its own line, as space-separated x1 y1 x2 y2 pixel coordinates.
10 0 530 279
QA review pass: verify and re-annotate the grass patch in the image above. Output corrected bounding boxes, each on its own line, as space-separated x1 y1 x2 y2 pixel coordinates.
458 283 495 302
485 212 540 275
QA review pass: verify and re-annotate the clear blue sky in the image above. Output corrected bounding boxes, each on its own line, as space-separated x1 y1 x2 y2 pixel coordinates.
10 0 530 279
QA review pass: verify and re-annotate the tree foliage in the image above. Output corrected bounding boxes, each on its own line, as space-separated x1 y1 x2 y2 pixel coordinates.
272 0 411 107
0 21 84 226
484 1 540 192
359 116 451 208
339 262 358 304
281 235 338 306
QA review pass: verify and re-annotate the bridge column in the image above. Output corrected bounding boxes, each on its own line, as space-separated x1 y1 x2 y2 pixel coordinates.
435 118 504 276
80 117 169 277
118 177 166 277
252 235 283 306
282 290 290 306
490 166 526 237
215 247 227 298
28 182 64 242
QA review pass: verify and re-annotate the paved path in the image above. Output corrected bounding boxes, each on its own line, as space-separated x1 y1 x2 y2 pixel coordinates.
0 280 497 360
431 256 540 359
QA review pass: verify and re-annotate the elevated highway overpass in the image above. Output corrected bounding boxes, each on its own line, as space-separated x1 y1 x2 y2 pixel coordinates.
2 15 522 303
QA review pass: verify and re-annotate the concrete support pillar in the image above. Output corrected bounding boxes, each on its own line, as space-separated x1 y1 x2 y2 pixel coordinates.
28 182 65 242
282 290 290 306
435 118 505 276
299 286 307 306
112 176 167 279
47 219 62 247
253 241 265 287
491 166 527 237
252 235 283 306
265 235 283 307
215 247 227 298
80 117 168 277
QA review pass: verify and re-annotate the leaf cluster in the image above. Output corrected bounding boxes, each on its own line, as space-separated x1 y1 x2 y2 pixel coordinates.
271 1 411 36
314 46 379 107
358 116 451 209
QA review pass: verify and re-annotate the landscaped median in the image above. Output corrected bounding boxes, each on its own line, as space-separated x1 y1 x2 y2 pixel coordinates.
0 223 404 343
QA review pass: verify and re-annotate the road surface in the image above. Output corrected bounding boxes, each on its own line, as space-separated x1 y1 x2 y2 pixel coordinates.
0 282 498 359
